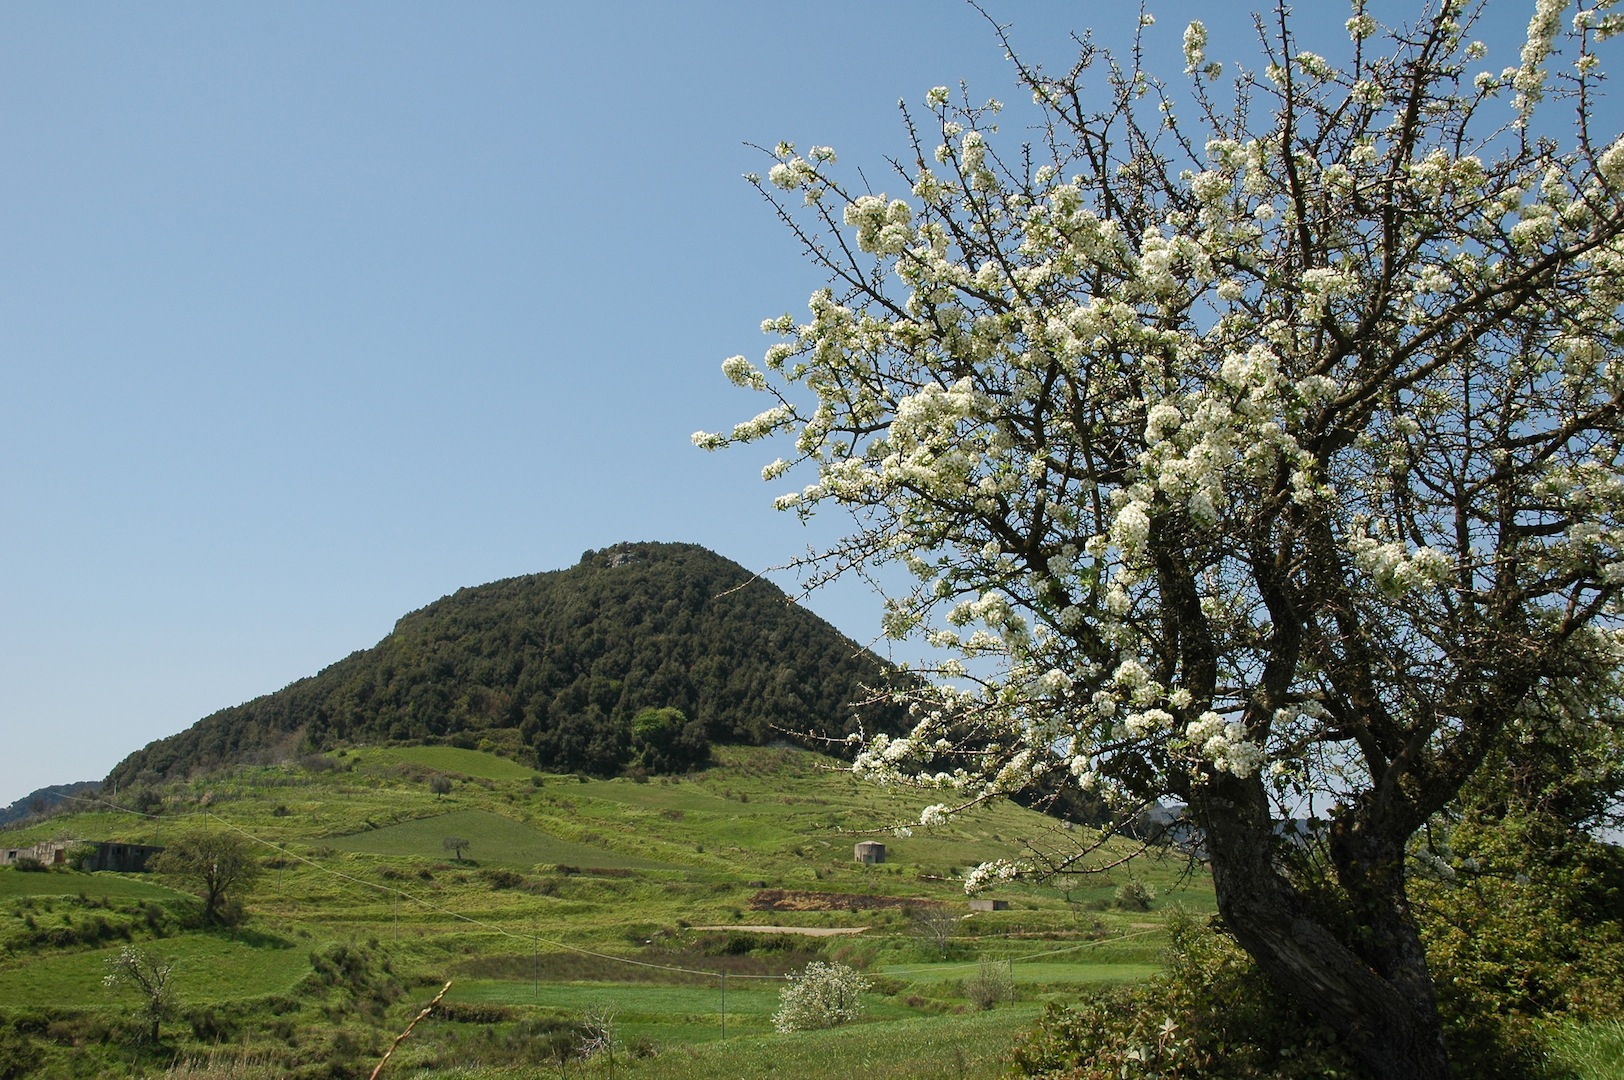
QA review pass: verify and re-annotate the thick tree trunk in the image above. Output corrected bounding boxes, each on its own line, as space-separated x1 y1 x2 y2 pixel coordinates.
1192 778 1453 1080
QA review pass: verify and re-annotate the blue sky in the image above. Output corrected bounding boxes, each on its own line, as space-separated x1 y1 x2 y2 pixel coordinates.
0 2 1543 807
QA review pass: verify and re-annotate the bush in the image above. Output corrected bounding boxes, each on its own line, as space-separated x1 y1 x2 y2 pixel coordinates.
773 961 871 1033
1009 911 1361 1079
1417 870 1624 1079
0 1025 36 1080
964 958 1013 1010
1112 878 1155 911
480 868 524 890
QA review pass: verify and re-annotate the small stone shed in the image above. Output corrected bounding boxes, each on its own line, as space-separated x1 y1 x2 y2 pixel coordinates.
967 898 1009 911
853 841 886 864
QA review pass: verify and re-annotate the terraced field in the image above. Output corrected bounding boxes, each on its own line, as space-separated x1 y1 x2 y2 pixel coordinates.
0 745 1215 1078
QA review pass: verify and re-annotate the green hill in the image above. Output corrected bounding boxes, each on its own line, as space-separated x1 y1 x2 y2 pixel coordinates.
106 542 911 788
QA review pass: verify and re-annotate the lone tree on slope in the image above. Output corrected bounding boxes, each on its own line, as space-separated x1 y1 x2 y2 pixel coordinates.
152 831 263 926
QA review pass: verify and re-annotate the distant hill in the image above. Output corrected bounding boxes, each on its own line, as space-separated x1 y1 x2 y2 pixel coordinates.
0 781 101 828
106 542 911 787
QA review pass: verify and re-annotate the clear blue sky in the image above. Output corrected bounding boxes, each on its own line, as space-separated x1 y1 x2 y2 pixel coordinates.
0 2 1541 807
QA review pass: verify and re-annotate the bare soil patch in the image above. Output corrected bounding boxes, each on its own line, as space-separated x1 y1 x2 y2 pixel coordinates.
749 888 942 912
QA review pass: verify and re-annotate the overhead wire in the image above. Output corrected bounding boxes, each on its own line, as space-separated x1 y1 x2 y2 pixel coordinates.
43 787 1165 985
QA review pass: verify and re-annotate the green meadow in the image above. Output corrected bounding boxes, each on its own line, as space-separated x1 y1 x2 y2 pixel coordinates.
3 744 1617 1079
329 807 680 870
0 744 1209 1077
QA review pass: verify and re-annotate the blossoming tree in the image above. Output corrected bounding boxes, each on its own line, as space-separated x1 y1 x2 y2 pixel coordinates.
697 2 1624 1077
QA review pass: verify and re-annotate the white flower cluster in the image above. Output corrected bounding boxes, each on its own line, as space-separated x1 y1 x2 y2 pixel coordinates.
773 962 871 1033
1183 20 1220 79
1183 711 1264 777
844 194 915 255
1516 0 1571 116
964 858 1025 895
1347 536 1452 595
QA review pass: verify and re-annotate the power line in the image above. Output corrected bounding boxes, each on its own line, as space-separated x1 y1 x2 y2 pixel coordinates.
45 788 1160 986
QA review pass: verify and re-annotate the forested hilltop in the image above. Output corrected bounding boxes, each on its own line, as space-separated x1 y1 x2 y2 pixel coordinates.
107 542 910 787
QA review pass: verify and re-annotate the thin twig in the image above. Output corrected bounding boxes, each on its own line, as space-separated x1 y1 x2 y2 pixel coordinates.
369 980 452 1080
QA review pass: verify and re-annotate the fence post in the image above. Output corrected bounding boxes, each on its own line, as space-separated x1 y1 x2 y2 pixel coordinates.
720 972 727 1038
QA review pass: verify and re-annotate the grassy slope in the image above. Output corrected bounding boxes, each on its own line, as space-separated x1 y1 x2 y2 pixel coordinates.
6 746 1622 1079
0 744 1211 1077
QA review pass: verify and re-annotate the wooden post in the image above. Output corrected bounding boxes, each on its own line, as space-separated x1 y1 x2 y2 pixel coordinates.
720 972 727 1038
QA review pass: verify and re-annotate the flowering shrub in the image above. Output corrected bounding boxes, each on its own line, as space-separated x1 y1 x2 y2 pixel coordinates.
1112 878 1155 911
772 962 871 1033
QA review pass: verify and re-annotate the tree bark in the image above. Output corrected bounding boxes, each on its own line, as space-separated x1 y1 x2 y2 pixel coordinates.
1192 777 1453 1080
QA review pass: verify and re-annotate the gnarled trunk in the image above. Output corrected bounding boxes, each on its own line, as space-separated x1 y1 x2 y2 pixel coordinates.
1192 778 1452 1080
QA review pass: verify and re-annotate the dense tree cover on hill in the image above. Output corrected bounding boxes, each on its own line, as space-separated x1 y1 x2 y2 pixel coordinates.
0 783 100 828
106 542 910 786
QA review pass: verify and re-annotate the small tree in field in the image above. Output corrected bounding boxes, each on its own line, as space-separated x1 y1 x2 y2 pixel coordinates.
773 962 871 1033
442 836 470 863
152 831 261 925
909 903 961 958
103 945 175 1043
428 774 453 799
698 3 1624 1077
1113 878 1155 912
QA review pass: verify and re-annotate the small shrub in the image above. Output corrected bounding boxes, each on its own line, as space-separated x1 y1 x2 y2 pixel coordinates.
1113 878 1155 911
13 858 46 873
187 1005 240 1043
1009 912 1359 1079
436 1000 515 1024
773 962 871 1033
481 868 524 890
0 1026 36 1080
964 958 1013 1010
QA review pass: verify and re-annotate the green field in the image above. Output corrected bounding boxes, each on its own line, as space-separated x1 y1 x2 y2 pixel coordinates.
0 930 309 1007
329 807 681 870
0 747 1201 1071
0 745 1236 1078
0 870 180 902
1 744 1618 1078
359 745 541 782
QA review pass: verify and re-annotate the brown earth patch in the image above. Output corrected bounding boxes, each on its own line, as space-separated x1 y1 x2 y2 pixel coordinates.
750 889 944 912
